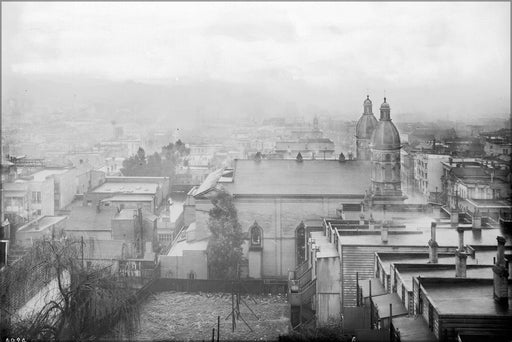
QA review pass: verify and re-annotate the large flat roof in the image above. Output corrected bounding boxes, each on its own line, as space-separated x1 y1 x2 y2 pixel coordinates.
223 159 371 196
377 251 508 274
18 216 67 233
31 168 70 181
422 279 512 316
92 182 158 195
66 200 117 231
339 227 506 247
104 195 154 202
397 265 494 291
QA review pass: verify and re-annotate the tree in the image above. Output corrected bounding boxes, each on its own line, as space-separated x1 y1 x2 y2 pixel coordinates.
206 191 244 279
0 238 140 341
121 141 190 178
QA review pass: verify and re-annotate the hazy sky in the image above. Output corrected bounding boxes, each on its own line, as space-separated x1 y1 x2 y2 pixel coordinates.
2 1 510 118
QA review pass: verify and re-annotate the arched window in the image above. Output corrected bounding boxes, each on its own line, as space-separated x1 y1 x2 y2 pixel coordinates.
296 222 306 264
249 222 262 250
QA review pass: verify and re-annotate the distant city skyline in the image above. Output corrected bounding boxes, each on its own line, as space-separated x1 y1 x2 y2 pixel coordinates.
2 2 510 120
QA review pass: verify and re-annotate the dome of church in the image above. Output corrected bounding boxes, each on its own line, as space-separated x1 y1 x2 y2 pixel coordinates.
356 95 378 139
356 114 378 139
371 120 401 149
371 98 400 149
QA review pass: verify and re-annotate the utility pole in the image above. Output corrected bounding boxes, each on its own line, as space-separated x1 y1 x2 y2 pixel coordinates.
81 236 84 269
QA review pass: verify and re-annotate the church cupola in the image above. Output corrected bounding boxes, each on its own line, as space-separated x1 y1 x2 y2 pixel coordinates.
379 97 391 120
355 95 378 161
363 95 373 114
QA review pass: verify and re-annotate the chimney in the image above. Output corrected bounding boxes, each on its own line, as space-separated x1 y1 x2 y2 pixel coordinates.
183 193 196 227
472 209 482 229
493 236 509 305
451 190 459 225
381 224 389 243
455 228 467 278
359 202 365 225
433 204 441 218
429 222 439 263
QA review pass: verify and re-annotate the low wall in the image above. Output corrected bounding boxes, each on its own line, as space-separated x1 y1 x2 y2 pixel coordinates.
148 278 288 294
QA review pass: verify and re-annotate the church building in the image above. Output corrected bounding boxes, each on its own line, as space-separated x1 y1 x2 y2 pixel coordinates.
164 95 407 280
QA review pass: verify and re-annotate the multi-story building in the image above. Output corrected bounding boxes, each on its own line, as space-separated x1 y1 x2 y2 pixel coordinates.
441 159 511 217
274 138 336 160
84 176 170 213
400 148 415 198
413 153 451 202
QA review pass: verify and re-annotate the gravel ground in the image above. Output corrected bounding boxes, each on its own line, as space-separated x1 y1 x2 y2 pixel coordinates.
130 291 290 341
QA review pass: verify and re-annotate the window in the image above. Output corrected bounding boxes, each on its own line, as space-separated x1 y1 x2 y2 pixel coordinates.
32 191 41 204
188 271 196 280
296 222 306 264
249 222 262 249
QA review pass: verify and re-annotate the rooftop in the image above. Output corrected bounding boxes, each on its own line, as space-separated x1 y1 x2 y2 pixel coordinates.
421 279 512 316
3 182 29 192
359 277 387 298
66 200 117 231
396 264 494 291
83 239 127 260
113 208 158 221
377 249 511 273
92 182 158 195
18 216 67 233
310 231 338 258
371 293 409 318
103 194 155 202
465 198 511 208
391 315 437 342
339 226 506 247
167 223 208 257
31 168 70 182
224 159 371 196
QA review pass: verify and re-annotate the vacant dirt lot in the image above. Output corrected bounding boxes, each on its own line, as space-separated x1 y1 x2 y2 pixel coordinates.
131 291 290 341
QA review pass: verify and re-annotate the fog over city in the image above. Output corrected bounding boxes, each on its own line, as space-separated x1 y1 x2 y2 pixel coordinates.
1 2 511 342
2 2 510 125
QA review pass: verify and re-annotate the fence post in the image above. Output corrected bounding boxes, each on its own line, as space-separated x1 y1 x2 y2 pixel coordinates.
356 272 359 307
389 303 393 341
369 279 372 329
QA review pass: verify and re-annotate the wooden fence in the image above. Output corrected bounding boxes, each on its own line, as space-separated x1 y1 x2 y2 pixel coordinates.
148 278 288 294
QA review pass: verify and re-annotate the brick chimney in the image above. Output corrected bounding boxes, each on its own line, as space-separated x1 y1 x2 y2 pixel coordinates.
455 228 467 278
493 236 509 305
428 222 439 263
381 223 389 243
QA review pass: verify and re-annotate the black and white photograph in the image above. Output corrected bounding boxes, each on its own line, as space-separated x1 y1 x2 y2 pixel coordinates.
1 1 511 341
